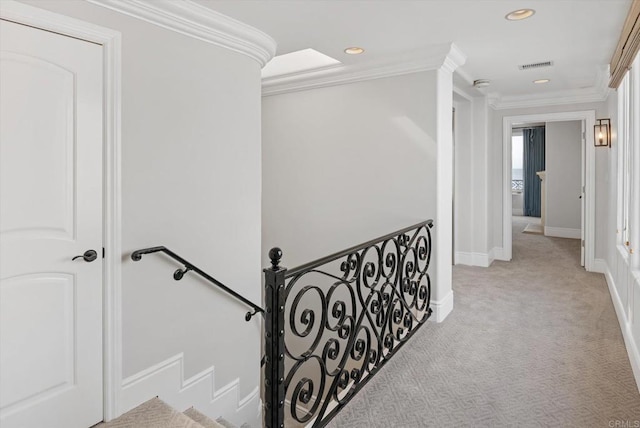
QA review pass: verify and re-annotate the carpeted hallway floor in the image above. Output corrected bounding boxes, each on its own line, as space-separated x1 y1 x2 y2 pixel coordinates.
327 218 640 427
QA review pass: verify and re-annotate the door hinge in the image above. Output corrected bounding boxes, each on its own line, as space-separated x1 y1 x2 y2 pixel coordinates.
102 247 105 259
581 240 585 247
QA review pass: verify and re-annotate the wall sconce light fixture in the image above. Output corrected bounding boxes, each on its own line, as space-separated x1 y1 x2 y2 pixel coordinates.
594 118 611 147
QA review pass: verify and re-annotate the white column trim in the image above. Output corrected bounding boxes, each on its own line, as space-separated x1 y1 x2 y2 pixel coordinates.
435 47 466 322
0 0 124 420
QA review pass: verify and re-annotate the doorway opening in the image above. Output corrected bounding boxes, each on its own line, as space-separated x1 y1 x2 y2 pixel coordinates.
511 123 546 236
502 111 596 271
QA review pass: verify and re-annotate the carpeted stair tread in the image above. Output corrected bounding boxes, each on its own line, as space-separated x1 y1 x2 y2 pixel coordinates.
95 397 204 428
214 418 237 428
183 408 226 428
216 418 251 428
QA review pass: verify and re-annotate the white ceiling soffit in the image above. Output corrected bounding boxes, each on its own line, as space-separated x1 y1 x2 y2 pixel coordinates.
487 65 610 110
262 43 466 96
87 0 277 66
262 48 341 79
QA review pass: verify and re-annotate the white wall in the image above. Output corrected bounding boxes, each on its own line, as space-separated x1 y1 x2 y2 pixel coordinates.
454 95 472 257
601 54 640 391
545 121 582 232
262 72 438 270
606 91 619 271
512 193 523 216
20 1 263 424
489 101 610 259
453 91 491 266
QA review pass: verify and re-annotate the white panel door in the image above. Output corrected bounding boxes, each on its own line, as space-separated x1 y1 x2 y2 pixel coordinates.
0 19 104 428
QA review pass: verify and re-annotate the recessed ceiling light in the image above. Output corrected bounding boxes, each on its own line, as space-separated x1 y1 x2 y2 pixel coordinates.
344 47 365 55
533 79 550 84
505 9 535 21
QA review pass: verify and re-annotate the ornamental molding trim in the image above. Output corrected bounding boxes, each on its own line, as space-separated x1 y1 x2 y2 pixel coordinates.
441 43 467 74
88 0 276 66
262 43 467 96
487 66 610 110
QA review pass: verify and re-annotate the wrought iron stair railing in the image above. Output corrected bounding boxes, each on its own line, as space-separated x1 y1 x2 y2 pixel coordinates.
131 246 264 321
264 220 434 428
512 179 524 191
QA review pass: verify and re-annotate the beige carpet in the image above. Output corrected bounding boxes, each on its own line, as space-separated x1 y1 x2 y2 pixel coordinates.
327 220 640 427
184 408 225 428
95 398 225 428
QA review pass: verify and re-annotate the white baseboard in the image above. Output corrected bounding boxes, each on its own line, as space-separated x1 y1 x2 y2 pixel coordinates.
491 247 508 262
455 248 507 266
592 258 607 274
430 290 453 322
454 251 492 267
487 248 495 266
121 353 260 427
512 208 524 216
602 263 640 393
544 226 581 239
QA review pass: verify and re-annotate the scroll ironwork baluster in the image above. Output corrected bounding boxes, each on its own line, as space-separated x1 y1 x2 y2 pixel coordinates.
264 219 434 427
264 248 286 428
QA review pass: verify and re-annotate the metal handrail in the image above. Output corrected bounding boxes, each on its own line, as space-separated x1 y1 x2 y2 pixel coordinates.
131 246 264 321
285 219 433 278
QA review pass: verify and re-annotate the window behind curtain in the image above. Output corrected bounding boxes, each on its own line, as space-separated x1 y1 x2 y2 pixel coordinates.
618 53 639 255
512 134 523 192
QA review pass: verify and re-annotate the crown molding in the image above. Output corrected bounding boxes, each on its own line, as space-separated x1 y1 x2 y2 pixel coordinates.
488 89 608 110
441 43 467 74
262 43 466 96
488 66 611 110
87 0 277 66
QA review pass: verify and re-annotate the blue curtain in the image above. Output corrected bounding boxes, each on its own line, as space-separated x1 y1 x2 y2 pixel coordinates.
523 127 545 217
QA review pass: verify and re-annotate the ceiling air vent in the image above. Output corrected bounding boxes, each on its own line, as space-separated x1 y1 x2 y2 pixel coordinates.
518 61 554 70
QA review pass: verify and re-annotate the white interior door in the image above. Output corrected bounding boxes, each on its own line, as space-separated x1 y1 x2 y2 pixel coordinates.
0 19 104 428
581 120 586 267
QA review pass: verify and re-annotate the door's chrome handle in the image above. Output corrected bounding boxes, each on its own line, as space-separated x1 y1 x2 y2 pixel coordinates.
72 249 98 262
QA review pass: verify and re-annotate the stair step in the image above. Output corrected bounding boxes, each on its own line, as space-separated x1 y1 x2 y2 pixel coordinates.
215 417 251 428
95 397 204 428
214 418 235 428
183 407 226 428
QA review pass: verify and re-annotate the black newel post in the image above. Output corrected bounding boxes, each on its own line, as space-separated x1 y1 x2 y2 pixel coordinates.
264 247 286 428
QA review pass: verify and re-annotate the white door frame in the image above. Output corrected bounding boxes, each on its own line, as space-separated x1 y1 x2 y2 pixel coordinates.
502 110 596 271
0 1 122 421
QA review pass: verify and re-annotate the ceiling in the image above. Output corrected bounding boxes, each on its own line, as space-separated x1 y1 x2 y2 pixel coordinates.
197 0 631 101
